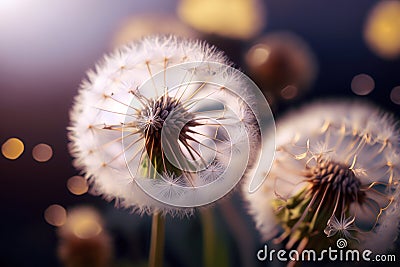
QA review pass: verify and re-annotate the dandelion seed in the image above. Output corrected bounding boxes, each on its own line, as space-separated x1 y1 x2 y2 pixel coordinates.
68 35 268 216
244 100 400 252
197 161 225 185
324 215 359 242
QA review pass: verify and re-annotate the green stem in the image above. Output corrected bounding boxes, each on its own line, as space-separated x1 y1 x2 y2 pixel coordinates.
148 212 165 267
201 209 217 267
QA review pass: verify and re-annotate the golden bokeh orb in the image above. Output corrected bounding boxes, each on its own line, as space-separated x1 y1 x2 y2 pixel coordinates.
1 137 24 160
67 176 89 196
72 218 102 239
364 0 400 59
57 206 112 267
112 14 197 48
177 0 265 39
59 207 104 240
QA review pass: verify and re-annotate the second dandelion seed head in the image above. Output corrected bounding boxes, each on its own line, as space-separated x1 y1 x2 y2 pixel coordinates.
245 100 399 252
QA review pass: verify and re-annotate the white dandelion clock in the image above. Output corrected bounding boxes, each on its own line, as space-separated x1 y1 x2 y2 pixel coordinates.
68 35 274 217
244 100 400 253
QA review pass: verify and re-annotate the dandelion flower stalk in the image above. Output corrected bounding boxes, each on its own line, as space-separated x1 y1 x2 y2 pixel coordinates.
245 100 400 254
200 209 217 267
149 212 165 267
145 143 167 267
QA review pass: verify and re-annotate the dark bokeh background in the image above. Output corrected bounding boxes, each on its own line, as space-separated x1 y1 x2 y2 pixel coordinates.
0 1 399 266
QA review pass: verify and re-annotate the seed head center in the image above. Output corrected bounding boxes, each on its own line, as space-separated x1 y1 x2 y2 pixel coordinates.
135 95 202 175
138 96 179 135
309 157 363 203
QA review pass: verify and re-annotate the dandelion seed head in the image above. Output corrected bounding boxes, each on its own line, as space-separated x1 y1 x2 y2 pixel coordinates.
244 100 400 251
69 35 269 216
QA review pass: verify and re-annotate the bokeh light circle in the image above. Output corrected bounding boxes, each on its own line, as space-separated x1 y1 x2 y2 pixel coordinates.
44 204 67 227
390 86 400 105
351 73 375 96
364 0 400 59
67 176 89 195
72 219 102 239
1 137 24 160
32 143 53 162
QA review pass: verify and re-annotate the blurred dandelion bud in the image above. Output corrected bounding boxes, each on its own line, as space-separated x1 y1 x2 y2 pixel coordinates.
68 35 274 216
57 206 113 267
177 0 265 40
245 32 318 105
244 100 400 253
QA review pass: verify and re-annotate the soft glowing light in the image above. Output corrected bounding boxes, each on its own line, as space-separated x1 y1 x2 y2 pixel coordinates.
59 207 104 239
57 206 112 267
246 45 271 67
280 85 298 100
1 137 24 160
32 143 53 162
351 73 375 96
73 218 102 239
44 204 67 227
112 15 197 48
67 176 88 195
364 0 400 59
390 86 400 105
177 0 265 39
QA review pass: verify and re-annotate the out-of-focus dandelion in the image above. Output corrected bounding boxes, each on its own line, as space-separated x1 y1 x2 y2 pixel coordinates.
68 35 272 267
57 206 113 267
244 101 400 254
245 32 318 105
177 0 265 40
364 0 400 59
